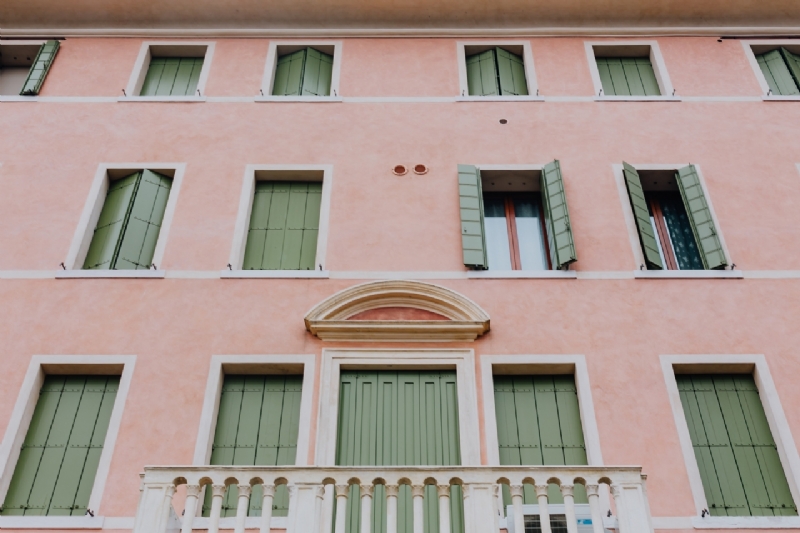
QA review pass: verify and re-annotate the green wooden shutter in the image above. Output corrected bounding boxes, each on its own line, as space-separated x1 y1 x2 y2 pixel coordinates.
336 371 464 533
596 57 660 96
301 48 334 96
675 165 726 270
272 50 306 96
677 375 796 516
204 375 302 518
756 50 800 96
465 50 499 96
83 172 140 270
2 376 119 516
19 40 60 96
458 165 488 269
496 48 528 96
622 162 663 270
114 170 172 270
540 160 577 270
140 57 203 96
779 48 800 94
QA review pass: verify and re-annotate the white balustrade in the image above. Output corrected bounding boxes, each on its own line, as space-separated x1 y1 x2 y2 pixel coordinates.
131 465 653 533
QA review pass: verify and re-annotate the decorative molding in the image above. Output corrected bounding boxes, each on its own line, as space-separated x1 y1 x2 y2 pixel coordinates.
303 280 490 341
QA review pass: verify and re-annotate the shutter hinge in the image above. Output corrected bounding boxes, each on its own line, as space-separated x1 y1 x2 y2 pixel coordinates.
86 509 95 517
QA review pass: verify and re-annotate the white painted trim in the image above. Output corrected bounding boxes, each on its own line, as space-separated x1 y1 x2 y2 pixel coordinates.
584 40 676 98
764 96 800 101
634 270 743 279
255 96 343 103
56 270 165 279
611 163 732 270
260 41 343 97
315 349 481 466
0 39 47 45
740 40 800 96
0 96 38 102
660 354 800 516
592 96 682 102
228 164 333 271
124 41 215 97
0 355 136 515
455 96 544 102
0 516 105 529
192 355 316 468
63 163 187 271
117 96 207 103
220 270 330 278
468 270 577 279
456 40 538 97
692 516 800 528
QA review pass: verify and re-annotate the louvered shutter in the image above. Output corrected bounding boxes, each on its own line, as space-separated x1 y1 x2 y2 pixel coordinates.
458 165 488 269
622 162 663 269
272 50 306 96
540 160 577 270
675 165 726 270
465 50 499 96
756 50 800 96
19 40 60 96
114 170 172 270
301 48 334 96
496 48 528 96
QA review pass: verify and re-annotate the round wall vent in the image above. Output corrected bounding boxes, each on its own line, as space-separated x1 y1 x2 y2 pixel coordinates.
392 165 408 175
413 164 429 175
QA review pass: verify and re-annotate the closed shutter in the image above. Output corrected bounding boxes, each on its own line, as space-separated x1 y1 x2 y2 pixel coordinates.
622 162 663 269
272 50 307 96
140 57 203 96
2 376 119 516
494 375 588 507
677 375 796 516
596 57 660 96
755 50 800 96
540 160 577 270
465 50 499 96
301 48 334 96
458 165 488 269
337 371 464 533
204 375 302 518
496 48 528 96
19 40 60 96
675 165 726 270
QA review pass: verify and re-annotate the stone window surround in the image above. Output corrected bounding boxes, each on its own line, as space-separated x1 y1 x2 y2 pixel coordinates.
257 40 343 101
455 40 541 101
584 40 679 101
122 41 215 101
741 39 800 101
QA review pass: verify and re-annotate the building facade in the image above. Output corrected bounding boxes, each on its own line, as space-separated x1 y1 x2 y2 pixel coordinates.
2 2 800 533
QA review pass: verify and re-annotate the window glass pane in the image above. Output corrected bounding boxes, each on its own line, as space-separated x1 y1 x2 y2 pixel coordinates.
514 196 548 271
661 194 704 270
483 194 512 270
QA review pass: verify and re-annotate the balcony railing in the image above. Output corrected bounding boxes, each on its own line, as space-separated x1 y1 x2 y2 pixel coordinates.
132 465 653 533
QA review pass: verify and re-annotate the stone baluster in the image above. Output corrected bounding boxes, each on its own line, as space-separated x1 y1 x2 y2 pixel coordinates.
233 485 251 533
411 485 426 533
208 484 227 533
510 485 525 533
535 485 551 533
360 485 374 533
438 485 451 533
334 485 349 533
181 484 201 533
561 485 578 533
315 485 326 533
585 485 604 533
159 484 177 533
259 484 275 533
320 484 336 533
385 485 399 533
610 485 626 533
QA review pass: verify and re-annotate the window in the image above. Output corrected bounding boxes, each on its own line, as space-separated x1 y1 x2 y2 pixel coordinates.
458 162 577 271
124 43 213 99
753 46 800 96
83 169 173 270
262 43 341 98
622 163 726 271
0 40 59 96
140 57 203 97
586 42 674 98
1 375 119 516
677 374 796 516
465 46 528 96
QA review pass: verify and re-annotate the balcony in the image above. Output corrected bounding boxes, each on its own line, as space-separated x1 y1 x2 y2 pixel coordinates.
133 465 653 533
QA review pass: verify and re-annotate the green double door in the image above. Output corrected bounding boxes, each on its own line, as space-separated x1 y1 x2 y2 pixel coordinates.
336 371 464 533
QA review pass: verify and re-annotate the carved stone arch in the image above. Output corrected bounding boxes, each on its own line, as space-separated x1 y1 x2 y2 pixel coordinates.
304 280 490 341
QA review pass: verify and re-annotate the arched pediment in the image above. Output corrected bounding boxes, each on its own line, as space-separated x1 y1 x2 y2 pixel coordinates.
304 280 490 342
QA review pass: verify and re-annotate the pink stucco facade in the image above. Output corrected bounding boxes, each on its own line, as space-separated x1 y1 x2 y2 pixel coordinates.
1 27 800 533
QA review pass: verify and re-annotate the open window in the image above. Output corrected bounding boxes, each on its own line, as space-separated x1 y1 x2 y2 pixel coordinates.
262 42 341 98
125 42 213 98
749 44 800 96
0 41 59 96
458 42 535 97
586 42 674 98
458 163 577 271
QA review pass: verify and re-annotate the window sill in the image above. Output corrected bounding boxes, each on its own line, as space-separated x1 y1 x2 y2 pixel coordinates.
634 270 743 279
117 96 207 103
254 96 343 103
594 95 681 102
220 270 330 279
56 270 166 279
467 270 577 279
0 95 38 102
692 516 800 529
456 96 544 102
763 95 800 101
0 516 105 528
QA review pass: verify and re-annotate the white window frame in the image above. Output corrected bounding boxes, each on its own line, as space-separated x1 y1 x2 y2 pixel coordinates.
585 41 679 101
456 41 541 101
741 40 800 101
0 40 48 102
60 162 186 278
190 354 316 530
661 354 800 529
0 355 135 529
257 41 343 102
611 163 737 278
315 348 481 466
122 41 215 101
223 164 333 278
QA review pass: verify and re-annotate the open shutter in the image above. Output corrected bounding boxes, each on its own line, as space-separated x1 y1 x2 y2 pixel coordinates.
496 48 528 96
675 165 726 270
756 50 800 96
301 48 334 96
779 48 800 94
83 172 140 270
19 40 60 96
115 170 172 270
622 162 663 269
458 165 488 269
272 49 306 96
465 50 499 96
540 160 577 270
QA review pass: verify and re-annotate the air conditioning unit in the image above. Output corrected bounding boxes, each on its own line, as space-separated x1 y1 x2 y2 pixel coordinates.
506 504 605 533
